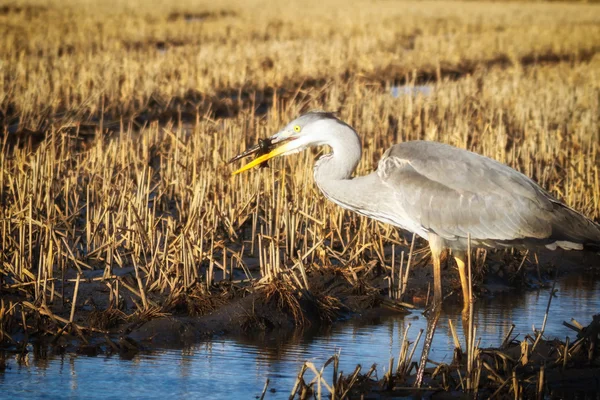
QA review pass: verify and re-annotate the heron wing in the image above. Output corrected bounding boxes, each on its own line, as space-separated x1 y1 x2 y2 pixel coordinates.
377 141 554 242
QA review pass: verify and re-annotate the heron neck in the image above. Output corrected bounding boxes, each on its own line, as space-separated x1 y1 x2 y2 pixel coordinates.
313 124 362 201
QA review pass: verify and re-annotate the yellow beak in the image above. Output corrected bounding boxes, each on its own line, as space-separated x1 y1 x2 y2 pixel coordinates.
232 140 294 175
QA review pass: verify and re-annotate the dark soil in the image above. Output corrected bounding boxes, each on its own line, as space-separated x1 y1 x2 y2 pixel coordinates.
3 244 599 355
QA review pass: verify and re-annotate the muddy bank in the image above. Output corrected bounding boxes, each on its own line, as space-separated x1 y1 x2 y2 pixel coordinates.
1 267 405 354
124 270 393 347
1 243 598 356
1 249 599 399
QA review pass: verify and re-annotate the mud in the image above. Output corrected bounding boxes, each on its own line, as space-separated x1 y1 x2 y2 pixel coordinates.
1 248 599 400
0 4 48 18
2 243 598 356
166 10 237 22
1 266 393 353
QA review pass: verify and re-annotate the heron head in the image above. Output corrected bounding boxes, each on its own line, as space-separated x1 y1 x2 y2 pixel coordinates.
230 111 340 175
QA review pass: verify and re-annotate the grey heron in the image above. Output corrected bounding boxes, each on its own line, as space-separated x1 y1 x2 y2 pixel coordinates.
231 111 600 308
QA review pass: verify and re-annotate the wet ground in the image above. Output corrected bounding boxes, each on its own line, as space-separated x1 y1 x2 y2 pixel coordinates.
2 273 598 399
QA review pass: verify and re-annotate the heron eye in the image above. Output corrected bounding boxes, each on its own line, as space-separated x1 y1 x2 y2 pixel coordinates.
293 125 301 133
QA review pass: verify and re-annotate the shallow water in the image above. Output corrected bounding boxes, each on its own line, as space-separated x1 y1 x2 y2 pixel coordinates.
391 84 433 97
2 274 599 399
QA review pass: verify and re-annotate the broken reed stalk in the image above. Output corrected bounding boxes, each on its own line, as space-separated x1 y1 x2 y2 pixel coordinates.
290 363 308 399
415 306 441 388
501 324 516 349
384 357 395 389
386 245 403 300
389 244 395 299
332 353 339 398
448 319 462 353
404 328 424 375
305 360 329 399
69 273 81 323
562 336 570 369
400 234 416 301
396 323 411 372
489 376 512 399
566 318 584 331
133 257 149 311
259 378 269 400
512 370 520 400
515 250 529 275
397 250 404 300
339 365 362 400
531 267 559 352
537 365 545 400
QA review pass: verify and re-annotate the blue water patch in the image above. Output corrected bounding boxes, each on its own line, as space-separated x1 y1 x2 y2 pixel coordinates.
391 85 432 98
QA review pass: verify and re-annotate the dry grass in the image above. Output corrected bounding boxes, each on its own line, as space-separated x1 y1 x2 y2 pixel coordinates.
1 0 599 127
0 0 599 344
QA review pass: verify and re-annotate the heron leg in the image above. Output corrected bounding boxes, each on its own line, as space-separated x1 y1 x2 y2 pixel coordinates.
454 251 472 347
432 253 443 305
454 251 470 313
428 235 444 306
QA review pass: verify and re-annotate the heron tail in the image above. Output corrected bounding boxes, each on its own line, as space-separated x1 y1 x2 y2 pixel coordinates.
547 202 600 251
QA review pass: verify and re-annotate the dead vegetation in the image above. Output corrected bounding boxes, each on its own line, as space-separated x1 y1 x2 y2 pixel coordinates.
288 314 600 398
2 0 600 129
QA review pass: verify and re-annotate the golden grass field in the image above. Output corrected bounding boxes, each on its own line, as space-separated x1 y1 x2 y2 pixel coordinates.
1 0 599 350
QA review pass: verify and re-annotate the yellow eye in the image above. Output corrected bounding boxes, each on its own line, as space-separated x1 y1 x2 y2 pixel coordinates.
293 125 301 133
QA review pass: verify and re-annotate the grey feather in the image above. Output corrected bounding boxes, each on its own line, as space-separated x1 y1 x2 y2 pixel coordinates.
314 136 600 252
375 141 600 250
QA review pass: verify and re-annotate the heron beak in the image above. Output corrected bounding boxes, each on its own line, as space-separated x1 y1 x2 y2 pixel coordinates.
231 139 297 175
227 142 262 164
